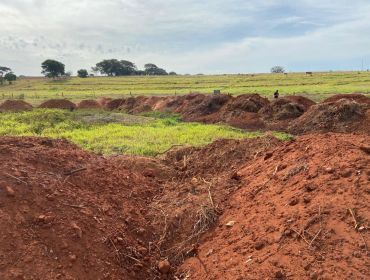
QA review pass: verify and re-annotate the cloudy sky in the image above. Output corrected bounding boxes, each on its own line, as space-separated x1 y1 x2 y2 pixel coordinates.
1 0 370 75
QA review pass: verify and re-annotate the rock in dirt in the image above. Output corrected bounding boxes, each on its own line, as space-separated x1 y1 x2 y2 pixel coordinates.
225 221 236 228
5 186 15 197
158 260 171 274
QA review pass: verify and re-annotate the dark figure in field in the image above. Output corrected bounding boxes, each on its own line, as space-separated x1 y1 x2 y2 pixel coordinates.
274 90 279 99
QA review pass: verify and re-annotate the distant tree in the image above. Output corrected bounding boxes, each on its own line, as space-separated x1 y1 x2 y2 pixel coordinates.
144 63 168 75
270 66 285 74
0 66 11 85
94 59 136 76
169 71 177 76
41 59 65 78
4 72 16 84
77 69 89 78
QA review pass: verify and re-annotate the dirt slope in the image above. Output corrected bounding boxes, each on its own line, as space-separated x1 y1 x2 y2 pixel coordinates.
0 137 163 280
0 100 33 112
39 99 76 110
179 133 370 280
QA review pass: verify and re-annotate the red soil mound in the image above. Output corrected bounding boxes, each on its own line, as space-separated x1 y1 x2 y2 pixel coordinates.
323 93 370 105
39 99 76 110
77 99 102 109
284 95 316 110
259 98 306 120
150 136 282 267
0 137 163 279
289 99 370 134
105 98 125 110
96 97 112 107
179 133 370 280
0 100 33 112
225 94 270 113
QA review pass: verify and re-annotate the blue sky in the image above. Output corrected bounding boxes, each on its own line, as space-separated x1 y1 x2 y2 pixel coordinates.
0 0 369 75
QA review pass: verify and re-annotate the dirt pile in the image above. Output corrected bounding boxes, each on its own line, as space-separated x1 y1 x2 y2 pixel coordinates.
0 137 163 280
96 97 112 107
284 95 316 111
259 98 306 121
323 93 370 105
77 99 102 109
105 98 126 110
179 133 370 279
148 136 282 268
289 99 370 134
39 99 76 110
0 100 33 112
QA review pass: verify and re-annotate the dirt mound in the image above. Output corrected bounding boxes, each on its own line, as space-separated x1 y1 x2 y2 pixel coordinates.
39 99 76 110
289 99 370 134
259 98 306 120
323 93 370 105
0 137 163 279
0 100 33 112
105 98 126 110
284 95 316 110
149 136 282 267
179 133 370 279
96 97 112 107
225 94 270 113
77 99 102 109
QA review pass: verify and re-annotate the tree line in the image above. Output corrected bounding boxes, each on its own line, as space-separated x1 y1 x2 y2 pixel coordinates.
40 59 177 78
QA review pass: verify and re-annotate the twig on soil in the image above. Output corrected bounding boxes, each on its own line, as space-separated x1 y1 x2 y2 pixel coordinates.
202 178 215 208
64 167 87 176
62 203 85 209
4 172 28 185
348 208 359 229
291 228 311 246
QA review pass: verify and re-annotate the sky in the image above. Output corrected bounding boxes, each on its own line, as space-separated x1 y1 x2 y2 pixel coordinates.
1 0 370 75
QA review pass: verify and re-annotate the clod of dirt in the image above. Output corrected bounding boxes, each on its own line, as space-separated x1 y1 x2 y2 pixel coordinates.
77 99 102 109
158 260 171 274
5 186 15 197
39 99 76 110
0 100 33 112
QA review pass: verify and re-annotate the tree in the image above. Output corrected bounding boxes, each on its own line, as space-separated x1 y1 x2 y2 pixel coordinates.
144 63 168 75
169 71 177 76
270 66 285 74
41 59 65 78
77 69 88 78
4 72 16 84
0 66 11 85
94 59 136 76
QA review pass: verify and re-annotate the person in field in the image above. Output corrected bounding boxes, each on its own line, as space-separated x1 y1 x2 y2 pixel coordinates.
274 90 279 99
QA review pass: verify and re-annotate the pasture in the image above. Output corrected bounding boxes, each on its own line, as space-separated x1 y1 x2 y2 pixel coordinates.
0 109 290 155
1 71 370 104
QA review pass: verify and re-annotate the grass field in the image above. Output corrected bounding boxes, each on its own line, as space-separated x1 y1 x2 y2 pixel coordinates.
0 109 290 155
1 71 370 104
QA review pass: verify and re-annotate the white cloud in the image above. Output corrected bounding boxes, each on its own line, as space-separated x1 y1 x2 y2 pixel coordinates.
0 0 369 74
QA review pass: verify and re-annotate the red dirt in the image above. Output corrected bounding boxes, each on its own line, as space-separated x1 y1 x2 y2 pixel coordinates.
0 100 33 112
39 99 76 110
179 133 370 280
289 99 370 134
96 97 112 107
0 137 163 280
284 95 316 111
323 94 370 105
77 99 102 109
105 98 126 110
259 98 306 121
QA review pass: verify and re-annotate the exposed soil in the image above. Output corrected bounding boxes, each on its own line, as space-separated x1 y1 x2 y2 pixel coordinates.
179 133 370 280
77 99 102 109
323 94 370 105
284 95 316 111
0 100 33 112
39 99 77 110
0 137 163 280
289 100 370 135
96 97 112 107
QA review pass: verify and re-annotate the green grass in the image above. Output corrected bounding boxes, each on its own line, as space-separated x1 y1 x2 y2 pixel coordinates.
1 71 370 105
0 109 289 156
